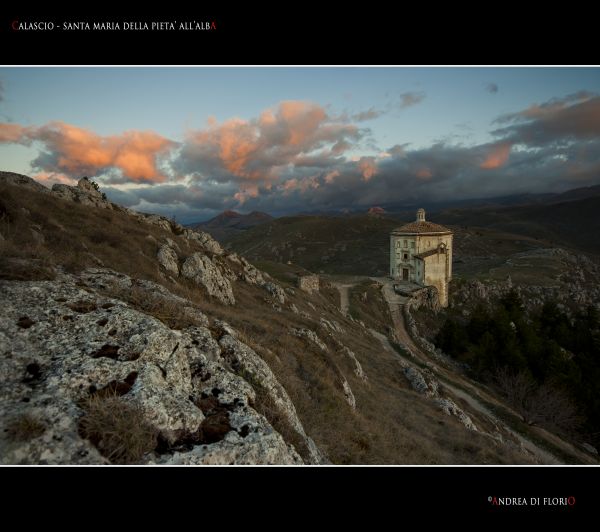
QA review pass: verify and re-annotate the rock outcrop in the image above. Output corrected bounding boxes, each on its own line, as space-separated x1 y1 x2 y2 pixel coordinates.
157 245 179 276
291 328 328 352
263 281 285 304
181 253 236 305
0 270 324 464
182 229 224 256
52 178 112 209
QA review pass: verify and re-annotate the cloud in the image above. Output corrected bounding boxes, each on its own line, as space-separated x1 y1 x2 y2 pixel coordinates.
173 100 363 199
399 91 426 109
352 108 383 121
0 121 174 182
493 92 600 147
358 157 378 181
3 93 600 223
33 172 76 187
0 80 4 102
0 123 27 142
480 142 512 169
486 83 499 94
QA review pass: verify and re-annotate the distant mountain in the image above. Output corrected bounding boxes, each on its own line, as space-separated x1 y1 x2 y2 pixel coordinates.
226 189 600 277
225 214 400 276
435 195 600 255
189 210 273 242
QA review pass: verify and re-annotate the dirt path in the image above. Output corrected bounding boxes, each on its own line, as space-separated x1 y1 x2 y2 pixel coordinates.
331 283 351 316
372 276 593 465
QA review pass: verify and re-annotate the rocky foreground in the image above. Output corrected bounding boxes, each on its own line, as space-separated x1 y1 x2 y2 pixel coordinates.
0 268 325 464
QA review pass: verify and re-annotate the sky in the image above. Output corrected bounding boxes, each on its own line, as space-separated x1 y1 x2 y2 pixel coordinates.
1 67 599 222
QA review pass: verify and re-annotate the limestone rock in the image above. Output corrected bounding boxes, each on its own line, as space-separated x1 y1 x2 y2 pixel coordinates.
77 177 103 197
157 245 179 276
342 378 356 409
181 253 235 305
263 281 285 304
433 398 478 431
291 328 328 352
51 178 111 209
182 229 223 255
0 272 321 464
341 346 367 381
239 257 265 286
218 334 327 464
320 317 344 334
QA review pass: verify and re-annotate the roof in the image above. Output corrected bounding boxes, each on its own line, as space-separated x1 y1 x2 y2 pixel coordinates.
392 220 452 234
414 249 440 260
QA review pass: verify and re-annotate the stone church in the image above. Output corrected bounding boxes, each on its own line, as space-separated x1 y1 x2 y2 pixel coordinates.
390 209 453 307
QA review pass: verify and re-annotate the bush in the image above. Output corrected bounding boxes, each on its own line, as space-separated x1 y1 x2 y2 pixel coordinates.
5 413 46 441
79 393 157 464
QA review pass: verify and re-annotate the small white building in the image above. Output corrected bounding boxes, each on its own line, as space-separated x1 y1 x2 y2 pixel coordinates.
390 208 453 307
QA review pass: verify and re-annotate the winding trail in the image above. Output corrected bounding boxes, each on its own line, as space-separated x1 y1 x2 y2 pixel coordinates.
332 275 595 465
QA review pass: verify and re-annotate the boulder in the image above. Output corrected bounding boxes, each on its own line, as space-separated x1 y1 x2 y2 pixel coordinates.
182 229 223 255
263 281 285 304
181 253 235 305
156 245 179 276
291 328 328 352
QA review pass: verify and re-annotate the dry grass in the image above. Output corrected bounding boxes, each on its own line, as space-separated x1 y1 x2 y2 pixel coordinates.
5 413 47 441
348 281 394 334
78 393 157 464
0 182 190 283
0 179 540 464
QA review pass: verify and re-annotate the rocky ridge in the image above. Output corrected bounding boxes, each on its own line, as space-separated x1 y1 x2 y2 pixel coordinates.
0 268 325 464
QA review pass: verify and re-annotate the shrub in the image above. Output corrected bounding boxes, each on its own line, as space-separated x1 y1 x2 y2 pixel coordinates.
78 393 157 464
5 413 46 441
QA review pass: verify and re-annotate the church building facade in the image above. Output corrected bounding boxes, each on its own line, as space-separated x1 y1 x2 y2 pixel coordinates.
389 208 453 307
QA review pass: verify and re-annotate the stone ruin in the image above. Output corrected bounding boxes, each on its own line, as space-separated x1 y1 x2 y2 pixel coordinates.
297 274 319 293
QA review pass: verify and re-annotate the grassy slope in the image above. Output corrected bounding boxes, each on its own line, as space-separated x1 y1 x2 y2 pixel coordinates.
0 180 535 464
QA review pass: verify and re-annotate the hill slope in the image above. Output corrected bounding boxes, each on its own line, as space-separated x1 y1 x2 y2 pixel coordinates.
190 210 273 241
1 172 593 465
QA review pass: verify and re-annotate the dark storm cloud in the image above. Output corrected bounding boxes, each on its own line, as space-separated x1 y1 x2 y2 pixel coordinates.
493 92 600 146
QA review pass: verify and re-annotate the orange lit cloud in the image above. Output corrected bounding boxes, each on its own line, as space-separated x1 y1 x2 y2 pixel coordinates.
0 121 174 182
0 123 28 142
358 157 378 181
416 168 433 179
181 101 361 184
33 172 76 187
480 142 512 169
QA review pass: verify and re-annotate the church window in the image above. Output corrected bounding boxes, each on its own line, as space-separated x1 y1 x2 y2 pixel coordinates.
403 253 408 260
403 240 407 247
410 241 415 249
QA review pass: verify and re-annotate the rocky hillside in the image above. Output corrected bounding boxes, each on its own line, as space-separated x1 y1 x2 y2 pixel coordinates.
0 172 586 465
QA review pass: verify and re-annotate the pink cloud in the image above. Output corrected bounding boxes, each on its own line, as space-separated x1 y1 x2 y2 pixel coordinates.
358 157 378 181
33 172 76 187
0 123 28 142
480 142 512 169
0 121 174 182
183 100 361 184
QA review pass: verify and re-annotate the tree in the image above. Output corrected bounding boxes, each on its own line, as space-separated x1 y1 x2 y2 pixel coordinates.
493 367 581 433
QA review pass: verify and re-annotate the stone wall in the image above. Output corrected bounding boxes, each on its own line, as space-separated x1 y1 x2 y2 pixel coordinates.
297 274 319 293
